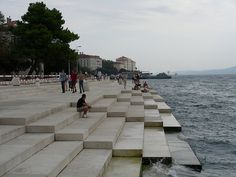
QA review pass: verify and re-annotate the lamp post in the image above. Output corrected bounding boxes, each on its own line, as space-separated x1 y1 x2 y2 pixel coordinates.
76 45 82 73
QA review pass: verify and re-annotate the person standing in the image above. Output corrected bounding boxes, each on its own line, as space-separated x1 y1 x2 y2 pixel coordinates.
59 70 66 93
79 72 85 93
122 73 127 89
71 69 77 93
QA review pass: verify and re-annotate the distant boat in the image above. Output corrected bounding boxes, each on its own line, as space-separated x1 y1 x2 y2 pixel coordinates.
141 72 172 79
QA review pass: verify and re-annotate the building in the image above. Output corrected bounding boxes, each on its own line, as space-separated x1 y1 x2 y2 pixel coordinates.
78 54 103 71
113 61 125 71
116 56 136 71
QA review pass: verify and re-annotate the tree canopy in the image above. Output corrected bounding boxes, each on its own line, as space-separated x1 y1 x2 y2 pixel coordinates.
97 60 118 75
12 2 79 74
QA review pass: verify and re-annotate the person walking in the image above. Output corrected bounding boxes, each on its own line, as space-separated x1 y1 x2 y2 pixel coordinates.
71 69 77 93
122 73 127 89
79 72 85 93
59 70 67 93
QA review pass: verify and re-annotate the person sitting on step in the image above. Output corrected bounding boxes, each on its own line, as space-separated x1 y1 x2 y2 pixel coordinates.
76 94 91 118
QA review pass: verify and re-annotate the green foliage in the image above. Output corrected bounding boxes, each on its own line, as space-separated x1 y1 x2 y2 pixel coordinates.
12 2 79 74
98 60 118 75
0 11 4 25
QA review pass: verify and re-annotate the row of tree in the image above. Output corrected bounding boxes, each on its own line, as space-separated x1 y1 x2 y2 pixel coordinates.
0 2 79 75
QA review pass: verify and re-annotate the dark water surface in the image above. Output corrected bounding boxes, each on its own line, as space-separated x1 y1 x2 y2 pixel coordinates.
143 75 236 177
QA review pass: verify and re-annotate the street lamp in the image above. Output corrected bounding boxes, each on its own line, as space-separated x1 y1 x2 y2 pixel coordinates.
76 45 82 73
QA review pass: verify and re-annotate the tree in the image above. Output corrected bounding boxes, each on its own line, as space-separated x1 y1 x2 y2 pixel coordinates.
99 60 118 75
12 2 79 74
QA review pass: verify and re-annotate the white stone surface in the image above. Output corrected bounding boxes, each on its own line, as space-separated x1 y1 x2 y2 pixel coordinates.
90 98 116 112
153 95 164 102
157 102 172 113
143 127 171 162
3 141 83 177
131 90 142 96
117 93 132 102
149 90 158 95
0 133 54 176
144 109 163 127
57 149 112 177
107 102 130 117
84 118 125 149
126 105 144 122
144 99 158 109
161 113 181 131
0 125 25 145
131 96 144 105
26 108 78 133
55 112 106 141
113 122 144 157
102 157 141 177
142 92 153 99
166 133 201 169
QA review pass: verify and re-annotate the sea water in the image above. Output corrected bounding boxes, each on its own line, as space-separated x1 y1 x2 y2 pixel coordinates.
143 75 236 177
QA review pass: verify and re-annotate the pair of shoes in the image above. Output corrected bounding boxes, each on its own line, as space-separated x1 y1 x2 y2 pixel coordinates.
83 114 87 118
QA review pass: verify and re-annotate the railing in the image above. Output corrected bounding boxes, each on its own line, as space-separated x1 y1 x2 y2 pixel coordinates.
0 75 59 86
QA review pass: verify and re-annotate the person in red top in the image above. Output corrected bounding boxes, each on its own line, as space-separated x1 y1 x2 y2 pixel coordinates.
71 69 77 93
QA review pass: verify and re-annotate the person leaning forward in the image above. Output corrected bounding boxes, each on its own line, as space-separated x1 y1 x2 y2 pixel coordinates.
76 94 91 118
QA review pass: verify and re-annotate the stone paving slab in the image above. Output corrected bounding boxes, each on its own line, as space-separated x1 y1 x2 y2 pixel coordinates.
107 102 130 117
131 90 142 96
84 118 125 149
90 98 116 112
157 102 172 113
55 112 106 141
142 92 153 99
117 93 132 102
131 96 144 105
126 105 144 122
121 90 132 94
161 113 181 132
144 109 163 127
143 127 171 164
149 90 158 95
0 125 25 145
153 95 164 102
3 141 83 177
26 108 79 133
102 157 142 177
57 149 112 177
166 133 201 170
113 122 144 157
0 133 54 176
144 99 158 109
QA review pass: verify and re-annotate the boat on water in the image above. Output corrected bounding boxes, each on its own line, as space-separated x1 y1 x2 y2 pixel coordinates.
141 72 172 79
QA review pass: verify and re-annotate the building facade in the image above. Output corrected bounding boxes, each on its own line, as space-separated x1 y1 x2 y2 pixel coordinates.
116 56 136 71
113 62 125 71
78 54 103 71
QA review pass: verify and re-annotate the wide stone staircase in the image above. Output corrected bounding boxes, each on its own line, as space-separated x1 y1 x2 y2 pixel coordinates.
0 83 201 177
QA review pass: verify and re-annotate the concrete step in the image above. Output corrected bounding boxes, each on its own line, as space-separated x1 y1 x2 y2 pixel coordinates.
150 90 158 95
166 133 202 171
144 109 163 127
131 96 144 105
0 133 54 176
90 98 116 112
84 118 125 149
26 108 79 133
117 93 132 102
144 99 158 109
107 102 130 117
113 122 144 157
131 90 142 96
57 149 112 177
102 157 142 177
153 94 164 102
55 112 106 141
121 90 132 94
0 125 25 145
0 102 69 125
161 113 181 132
157 102 172 113
126 105 144 122
3 141 83 177
143 127 171 164
142 92 153 99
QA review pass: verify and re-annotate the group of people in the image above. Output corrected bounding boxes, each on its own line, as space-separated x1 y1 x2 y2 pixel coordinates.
59 69 85 94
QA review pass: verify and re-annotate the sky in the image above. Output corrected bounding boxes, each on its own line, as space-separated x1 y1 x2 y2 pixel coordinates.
1 0 236 73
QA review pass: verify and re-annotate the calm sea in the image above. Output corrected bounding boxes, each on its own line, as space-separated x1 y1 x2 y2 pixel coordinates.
143 75 236 177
